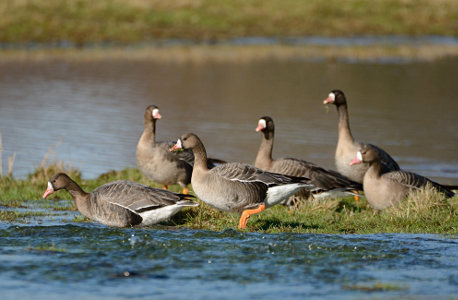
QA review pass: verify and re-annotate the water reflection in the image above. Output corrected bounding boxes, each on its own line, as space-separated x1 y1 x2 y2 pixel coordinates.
0 57 457 181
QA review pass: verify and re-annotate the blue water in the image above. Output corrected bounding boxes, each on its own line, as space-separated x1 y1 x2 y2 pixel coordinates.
0 214 457 299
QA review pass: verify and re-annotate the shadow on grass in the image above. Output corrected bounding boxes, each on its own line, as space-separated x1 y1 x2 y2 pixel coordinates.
335 198 365 213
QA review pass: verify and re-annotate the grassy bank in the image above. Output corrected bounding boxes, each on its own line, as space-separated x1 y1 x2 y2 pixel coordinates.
1 164 457 234
1 43 458 63
1 0 457 46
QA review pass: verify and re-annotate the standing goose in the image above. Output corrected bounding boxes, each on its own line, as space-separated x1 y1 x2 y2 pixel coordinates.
42 173 198 228
136 105 225 194
136 105 193 194
254 116 362 206
350 144 455 210
323 90 400 183
170 133 316 229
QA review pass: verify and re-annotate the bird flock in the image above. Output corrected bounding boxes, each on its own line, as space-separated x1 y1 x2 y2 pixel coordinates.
42 90 456 230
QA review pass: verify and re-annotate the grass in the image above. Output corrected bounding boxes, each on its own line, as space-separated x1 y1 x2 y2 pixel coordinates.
1 163 457 234
27 244 68 253
0 0 457 46
2 43 458 63
0 210 51 223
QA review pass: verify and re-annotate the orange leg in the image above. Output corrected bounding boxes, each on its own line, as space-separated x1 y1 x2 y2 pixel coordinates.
182 187 189 194
238 204 266 230
353 190 359 205
163 185 168 190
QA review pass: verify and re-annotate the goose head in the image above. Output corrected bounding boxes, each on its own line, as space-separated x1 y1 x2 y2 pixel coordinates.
323 89 347 107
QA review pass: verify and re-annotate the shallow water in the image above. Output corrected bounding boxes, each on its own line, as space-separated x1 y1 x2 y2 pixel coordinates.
0 56 457 184
1 52 458 299
0 214 457 299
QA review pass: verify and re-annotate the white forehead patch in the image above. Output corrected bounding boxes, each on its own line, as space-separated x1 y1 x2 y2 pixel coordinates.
357 151 363 161
258 119 266 129
176 139 183 148
329 93 335 101
152 108 159 117
47 181 54 191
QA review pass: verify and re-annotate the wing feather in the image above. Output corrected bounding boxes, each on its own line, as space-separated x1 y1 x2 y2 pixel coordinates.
383 170 454 197
271 158 362 191
368 143 400 173
212 162 311 187
92 181 195 213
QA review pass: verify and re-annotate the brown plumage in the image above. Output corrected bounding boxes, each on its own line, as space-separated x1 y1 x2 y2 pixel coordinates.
254 116 362 207
323 90 400 183
136 105 225 193
170 133 315 229
42 173 198 227
136 105 193 192
351 144 455 210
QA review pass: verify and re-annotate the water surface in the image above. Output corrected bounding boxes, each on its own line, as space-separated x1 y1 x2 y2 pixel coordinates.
1 56 458 297
1 57 457 183
0 217 457 299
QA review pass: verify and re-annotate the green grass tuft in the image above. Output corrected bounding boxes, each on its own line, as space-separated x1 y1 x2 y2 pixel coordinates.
27 244 68 253
1 164 457 234
0 0 457 45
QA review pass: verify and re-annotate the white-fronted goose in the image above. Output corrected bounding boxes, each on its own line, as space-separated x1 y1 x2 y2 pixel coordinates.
136 105 226 194
255 116 362 206
350 144 455 210
170 133 316 229
136 105 193 194
323 90 400 183
42 173 198 227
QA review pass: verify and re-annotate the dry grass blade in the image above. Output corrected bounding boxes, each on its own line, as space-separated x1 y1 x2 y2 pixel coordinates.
389 185 452 215
8 152 16 177
28 138 81 184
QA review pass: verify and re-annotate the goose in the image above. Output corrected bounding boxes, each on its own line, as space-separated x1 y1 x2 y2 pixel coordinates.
136 105 225 194
323 90 400 184
350 144 455 210
136 105 193 194
254 116 362 206
170 133 316 229
42 173 198 227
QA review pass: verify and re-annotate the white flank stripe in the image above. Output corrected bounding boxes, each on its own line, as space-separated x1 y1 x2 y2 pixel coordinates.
108 201 138 215
228 178 263 184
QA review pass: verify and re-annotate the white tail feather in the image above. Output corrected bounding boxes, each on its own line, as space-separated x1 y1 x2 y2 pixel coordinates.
265 183 312 208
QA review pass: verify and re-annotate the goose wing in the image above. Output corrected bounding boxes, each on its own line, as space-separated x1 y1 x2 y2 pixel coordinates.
273 158 362 191
206 162 309 211
369 144 400 173
92 181 195 213
163 140 225 169
159 140 194 166
383 171 454 198
212 162 311 187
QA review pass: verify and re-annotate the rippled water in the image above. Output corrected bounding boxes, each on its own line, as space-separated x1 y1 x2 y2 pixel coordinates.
1 54 458 298
0 214 457 299
0 57 457 184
